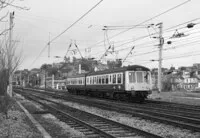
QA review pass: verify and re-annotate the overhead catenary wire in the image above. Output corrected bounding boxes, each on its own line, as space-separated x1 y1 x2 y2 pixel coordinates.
94 19 200 58
125 39 200 60
89 26 200 62
27 10 200 68
88 17 200 52
29 0 197 69
89 31 200 59
48 0 103 44
29 0 103 68
87 0 191 49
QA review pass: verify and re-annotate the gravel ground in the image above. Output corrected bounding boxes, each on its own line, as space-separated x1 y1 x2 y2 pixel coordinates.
0 95 42 138
15 93 86 138
50 98 200 138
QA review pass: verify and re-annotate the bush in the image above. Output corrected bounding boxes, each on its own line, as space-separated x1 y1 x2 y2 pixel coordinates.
0 94 13 118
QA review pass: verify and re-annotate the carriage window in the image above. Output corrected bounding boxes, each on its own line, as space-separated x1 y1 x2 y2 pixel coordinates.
94 77 97 84
113 74 116 84
117 74 122 84
86 77 89 84
97 76 99 84
102 76 105 84
106 75 109 84
83 78 85 84
92 77 95 84
109 75 112 84
80 78 82 84
89 77 92 84
137 72 143 83
129 72 136 83
99 76 101 84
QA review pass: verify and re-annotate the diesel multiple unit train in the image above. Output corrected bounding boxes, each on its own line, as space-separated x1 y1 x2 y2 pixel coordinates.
66 65 152 102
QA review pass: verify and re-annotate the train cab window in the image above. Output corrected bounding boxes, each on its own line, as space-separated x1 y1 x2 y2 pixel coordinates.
136 72 143 83
113 74 116 84
117 74 122 84
144 72 150 83
106 75 109 84
129 72 136 83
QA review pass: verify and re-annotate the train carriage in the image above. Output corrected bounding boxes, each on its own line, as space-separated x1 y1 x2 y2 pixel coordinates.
66 65 152 102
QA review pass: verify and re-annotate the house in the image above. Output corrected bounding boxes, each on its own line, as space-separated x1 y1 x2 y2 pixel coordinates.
182 77 198 90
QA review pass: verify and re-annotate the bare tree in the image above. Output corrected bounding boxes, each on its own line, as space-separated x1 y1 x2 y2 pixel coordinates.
0 37 22 95
0 0 28 96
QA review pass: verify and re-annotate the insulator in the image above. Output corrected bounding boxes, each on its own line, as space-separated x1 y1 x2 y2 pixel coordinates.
167 41 172 44
187 23 195 28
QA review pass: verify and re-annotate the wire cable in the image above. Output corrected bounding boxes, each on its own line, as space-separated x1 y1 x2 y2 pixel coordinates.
29 0 103 68
87 0 191 49
48 0 103 44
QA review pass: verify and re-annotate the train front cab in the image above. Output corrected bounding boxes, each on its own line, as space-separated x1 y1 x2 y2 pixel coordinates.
125 70 152 101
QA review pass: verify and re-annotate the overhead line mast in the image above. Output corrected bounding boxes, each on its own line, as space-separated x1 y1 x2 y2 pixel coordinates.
157 23 164 93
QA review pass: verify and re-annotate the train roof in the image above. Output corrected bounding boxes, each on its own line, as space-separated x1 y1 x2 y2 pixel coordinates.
88 65 150 76
67 65 150 78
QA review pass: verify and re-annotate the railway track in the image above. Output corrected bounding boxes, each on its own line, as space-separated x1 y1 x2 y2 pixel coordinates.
22 87 200 111
15 88 200 132
145 99 200 111
18 91 162 138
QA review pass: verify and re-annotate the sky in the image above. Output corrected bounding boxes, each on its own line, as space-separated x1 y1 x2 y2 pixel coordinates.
2 0 200 70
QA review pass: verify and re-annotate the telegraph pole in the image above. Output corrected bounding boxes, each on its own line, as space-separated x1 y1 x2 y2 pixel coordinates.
8 12 14 97
157 22 164 93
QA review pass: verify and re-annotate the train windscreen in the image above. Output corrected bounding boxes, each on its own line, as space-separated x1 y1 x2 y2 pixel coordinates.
129 72 136 83
136 72 143 83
